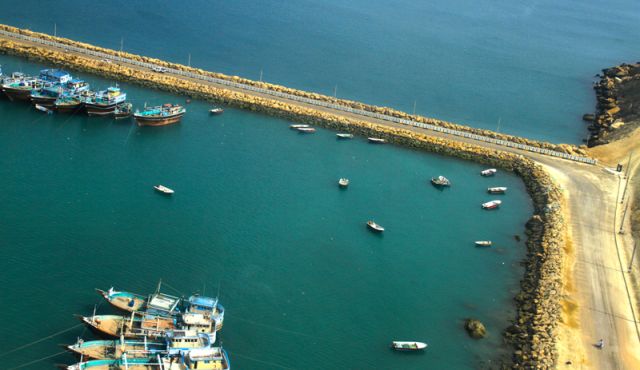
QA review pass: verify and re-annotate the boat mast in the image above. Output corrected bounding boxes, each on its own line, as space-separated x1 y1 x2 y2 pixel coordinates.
156 279 162 295
188 53 191 67
54 23 57 37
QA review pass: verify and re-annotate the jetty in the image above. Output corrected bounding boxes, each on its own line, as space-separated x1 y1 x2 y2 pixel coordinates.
1 24 637 370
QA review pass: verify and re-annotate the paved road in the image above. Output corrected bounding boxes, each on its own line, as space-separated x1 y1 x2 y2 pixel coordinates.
1 30 638 369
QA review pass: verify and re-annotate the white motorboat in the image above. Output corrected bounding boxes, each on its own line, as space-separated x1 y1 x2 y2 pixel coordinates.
336 133 354 139
475 241 492 247
289 124 309 129
367 220 384 232
338 178 350 187
391 341 428 351
297 127 316 133
481 168 497 176
487 187 507 194
368 137 386 144
35 104 53 114
154 185 174 195
209 107 224 115
482 200 502 209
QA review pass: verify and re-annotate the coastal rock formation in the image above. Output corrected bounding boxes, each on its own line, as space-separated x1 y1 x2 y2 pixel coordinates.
0 24 586 156
0 32 567 369
464 318 487 338
588 62 640 146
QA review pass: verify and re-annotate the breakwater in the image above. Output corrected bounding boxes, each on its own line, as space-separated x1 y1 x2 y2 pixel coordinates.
0 24 596 164
0 29 565 368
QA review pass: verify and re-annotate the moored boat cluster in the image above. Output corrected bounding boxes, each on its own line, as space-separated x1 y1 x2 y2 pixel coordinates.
59 283 230 369
0 65 188 127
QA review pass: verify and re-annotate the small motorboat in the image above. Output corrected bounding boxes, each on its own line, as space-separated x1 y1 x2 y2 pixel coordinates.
338 178 349 188
297 127 316 133
336 133 354 139
475 241 492 247
35 104 53 115
209 107 223 115
481 168 497 176
367 220 384 232
368 137 386 144
430 176 451 187
482 200 502 209
391 341 428 351
487 187 507 194
154 185 174 195
290 124 309 129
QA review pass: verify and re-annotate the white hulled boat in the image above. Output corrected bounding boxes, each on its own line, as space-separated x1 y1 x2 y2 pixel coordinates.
336 133 354 139
487 187 507 194
368 137 385 144
338 178 349 188
481 168 497 176
367 220 384 232
475 241 492 247
481 200 502 209
154 185 174 195
391 341 427 351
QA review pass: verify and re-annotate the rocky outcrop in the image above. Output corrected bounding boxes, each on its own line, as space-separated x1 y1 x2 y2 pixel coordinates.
465 318 487 338
0 35 566 369
0 23 586 156
588 62 640 146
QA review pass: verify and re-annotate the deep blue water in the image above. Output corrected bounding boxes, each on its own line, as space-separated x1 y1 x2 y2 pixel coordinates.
0 54 531 369
1 0 639 143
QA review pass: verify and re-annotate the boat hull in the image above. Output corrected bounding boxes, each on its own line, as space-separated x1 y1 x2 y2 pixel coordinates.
31 95 58 106
56 102 83 113
3 87 34 102
85 102 119 116
135 112 185 127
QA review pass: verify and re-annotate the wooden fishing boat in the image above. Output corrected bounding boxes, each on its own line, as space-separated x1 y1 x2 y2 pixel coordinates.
338 178 349 188
54 96 83 113
135 104 185 126
154 185 174 195
3 77 47 102
97 286 225 331
79 313 177 339
391 341 428 351
66 338 166 360
475 241 492 247
367 220 385 232
83 86 127 116
481 168 497 176
368 137 386 144
209 107 224 115
60 355 161 370
296 127 316 133
66 331 214 360
481 200 502 210
336 133 354 139
114 102 133 119
161 347 230 370
430 176 451 187
487 187 507 194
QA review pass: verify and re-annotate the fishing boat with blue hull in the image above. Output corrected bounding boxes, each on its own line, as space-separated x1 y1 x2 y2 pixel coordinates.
67 331 214 360
134 103 186 126
186 295 225 331
83 86 127 116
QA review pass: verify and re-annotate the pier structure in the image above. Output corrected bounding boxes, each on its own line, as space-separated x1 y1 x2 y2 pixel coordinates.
0 26 595 165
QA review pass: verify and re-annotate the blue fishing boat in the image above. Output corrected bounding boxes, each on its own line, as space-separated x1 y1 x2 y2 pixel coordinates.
83 86 127 116
54 95 84 113
38 68 73 85
30 85 66 106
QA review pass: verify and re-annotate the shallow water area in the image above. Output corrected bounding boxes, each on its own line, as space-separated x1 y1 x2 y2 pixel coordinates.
0 55 534 369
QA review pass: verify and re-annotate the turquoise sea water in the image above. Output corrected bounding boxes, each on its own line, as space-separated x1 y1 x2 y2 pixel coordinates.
1 0 639 143
0 54 531 369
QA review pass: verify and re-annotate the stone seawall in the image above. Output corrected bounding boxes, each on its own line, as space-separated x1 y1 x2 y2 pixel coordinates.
0 37 563 368
0 24 585 157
